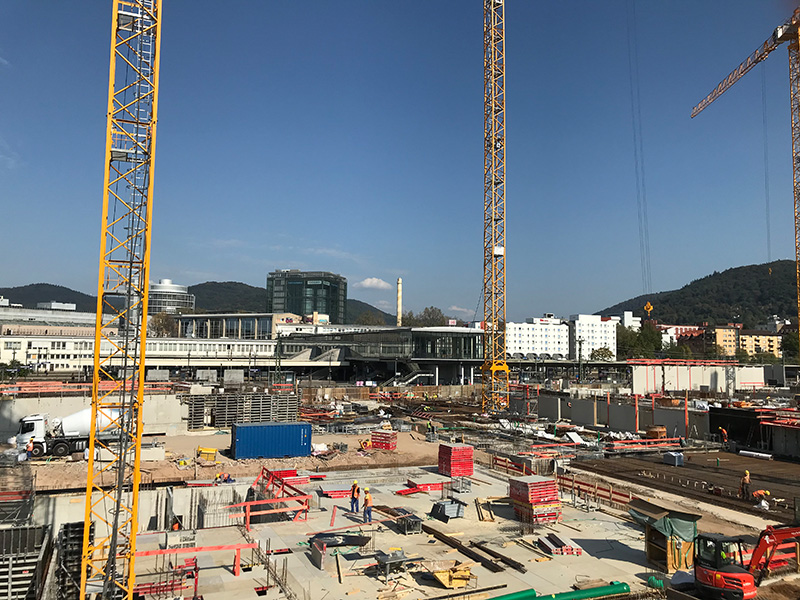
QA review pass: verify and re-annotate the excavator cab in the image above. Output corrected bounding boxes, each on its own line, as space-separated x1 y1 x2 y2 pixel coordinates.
694 533 756 600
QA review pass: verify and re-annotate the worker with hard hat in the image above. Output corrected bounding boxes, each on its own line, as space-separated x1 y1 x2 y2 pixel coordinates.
363 486 373 523
350 480 360 513
739 470 751 500
752 489 770 501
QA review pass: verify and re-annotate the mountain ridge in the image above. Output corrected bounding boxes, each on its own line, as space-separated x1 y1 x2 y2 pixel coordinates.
598 260 795 328
0 281 395 324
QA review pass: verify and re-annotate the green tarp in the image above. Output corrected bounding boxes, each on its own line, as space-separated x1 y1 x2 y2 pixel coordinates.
628 498 700 542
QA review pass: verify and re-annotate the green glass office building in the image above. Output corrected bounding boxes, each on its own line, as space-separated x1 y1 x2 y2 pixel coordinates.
266 270 347 324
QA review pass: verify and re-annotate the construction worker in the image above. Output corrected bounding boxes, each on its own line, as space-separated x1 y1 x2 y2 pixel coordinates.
363 487 373 523
25 439 33 460
427 419 435 434
739 470 751 500
350 480 360 513
718 427 728 443
752 489 770 501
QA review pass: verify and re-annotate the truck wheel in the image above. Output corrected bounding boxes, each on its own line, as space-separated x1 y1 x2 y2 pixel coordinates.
31 444 45 458
52 443 70 457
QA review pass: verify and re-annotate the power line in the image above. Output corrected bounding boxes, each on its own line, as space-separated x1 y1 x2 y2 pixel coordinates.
626 0 652 295
762 64 773 264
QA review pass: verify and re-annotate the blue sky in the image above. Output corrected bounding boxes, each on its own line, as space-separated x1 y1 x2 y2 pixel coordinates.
1 1 798 322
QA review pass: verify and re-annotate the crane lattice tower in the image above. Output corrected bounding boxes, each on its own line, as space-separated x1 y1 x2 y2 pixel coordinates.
80 1 162 598
482 0 510 412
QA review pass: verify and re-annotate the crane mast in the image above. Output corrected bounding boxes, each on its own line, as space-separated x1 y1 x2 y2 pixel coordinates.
81 1 162 598
692 9 800 357
482 0 510 412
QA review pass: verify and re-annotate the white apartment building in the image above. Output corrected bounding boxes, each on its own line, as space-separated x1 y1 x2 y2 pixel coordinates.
505 316 569 358
570 314 620 360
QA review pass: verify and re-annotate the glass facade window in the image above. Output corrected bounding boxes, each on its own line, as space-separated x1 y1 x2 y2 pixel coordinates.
266 270 347 324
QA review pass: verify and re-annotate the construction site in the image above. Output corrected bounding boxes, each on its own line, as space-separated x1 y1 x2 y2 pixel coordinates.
6 1 800 600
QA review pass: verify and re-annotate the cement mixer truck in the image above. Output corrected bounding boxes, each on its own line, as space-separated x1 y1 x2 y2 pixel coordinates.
9 408 120 458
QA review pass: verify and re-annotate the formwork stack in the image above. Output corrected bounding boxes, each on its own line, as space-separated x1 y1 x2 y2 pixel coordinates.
56 522 93 600
371 430 398 450
182 393 299 430
438 443 474 477
509 475 562 524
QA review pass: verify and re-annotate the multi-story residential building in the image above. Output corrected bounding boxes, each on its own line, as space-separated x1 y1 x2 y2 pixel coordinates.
148 279 196 315
505 316 569 358
703 324 742 356
619 311 641 331
569 314 619 360
266 270 347 324
739 330 782 358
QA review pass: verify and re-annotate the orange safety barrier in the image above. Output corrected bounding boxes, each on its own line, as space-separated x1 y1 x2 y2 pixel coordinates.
228 468 312 530
555 473 635 507
491 456 534 476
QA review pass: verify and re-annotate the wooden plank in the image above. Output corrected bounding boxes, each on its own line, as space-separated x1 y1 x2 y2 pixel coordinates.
421 524 504 573
426 584 508 600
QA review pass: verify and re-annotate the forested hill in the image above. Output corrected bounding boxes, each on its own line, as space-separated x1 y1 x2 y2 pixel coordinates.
599 260 795 328
189 281 265 312
0 284 96 312
1 281 393 324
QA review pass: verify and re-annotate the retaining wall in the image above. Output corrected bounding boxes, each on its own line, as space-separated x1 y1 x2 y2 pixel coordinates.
0 393 187 439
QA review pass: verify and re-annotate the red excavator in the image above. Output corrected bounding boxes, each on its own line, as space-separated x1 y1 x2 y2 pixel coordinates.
693 525 800 600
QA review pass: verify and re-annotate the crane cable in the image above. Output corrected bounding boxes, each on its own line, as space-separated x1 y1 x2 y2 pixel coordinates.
762 65 773 266
626 0 652 296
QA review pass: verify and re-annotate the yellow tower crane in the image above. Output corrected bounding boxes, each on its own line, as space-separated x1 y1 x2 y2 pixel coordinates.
482 0 510 412
80 1 162 598
691 8 800 354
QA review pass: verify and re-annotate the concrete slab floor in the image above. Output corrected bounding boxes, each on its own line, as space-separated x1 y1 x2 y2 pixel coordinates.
130 465 657 599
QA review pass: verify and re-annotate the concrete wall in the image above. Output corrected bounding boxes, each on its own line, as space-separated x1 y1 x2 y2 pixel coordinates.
538 392 708 438
32 483 252 535
0 393 187 439
571 398 596 427
770 425 800 458
632 364 766 395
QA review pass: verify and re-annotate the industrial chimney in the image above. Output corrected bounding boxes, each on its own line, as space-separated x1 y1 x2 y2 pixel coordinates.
396 278 403 326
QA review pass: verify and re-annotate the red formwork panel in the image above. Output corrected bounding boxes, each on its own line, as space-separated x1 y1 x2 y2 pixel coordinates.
372 431 398 451
509 475 562 524
438 443 474 477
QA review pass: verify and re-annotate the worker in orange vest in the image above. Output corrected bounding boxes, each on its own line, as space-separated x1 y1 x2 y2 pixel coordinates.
718 427 728 443
26 439 34 460
363 487 373 523
350 480 360 513
752 489 770 501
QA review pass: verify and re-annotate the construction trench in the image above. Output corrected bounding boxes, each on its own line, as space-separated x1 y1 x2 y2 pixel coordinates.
2 386 800 599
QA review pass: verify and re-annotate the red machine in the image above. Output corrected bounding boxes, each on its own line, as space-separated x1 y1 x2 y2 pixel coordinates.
693 525 800 600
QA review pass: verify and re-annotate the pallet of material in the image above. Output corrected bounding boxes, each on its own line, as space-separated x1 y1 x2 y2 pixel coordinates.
371 430 398 451
407 475 449 492
321 483 353 498
515 508 562 524
537 533 583 555
508 475 559 504
438 443 474 477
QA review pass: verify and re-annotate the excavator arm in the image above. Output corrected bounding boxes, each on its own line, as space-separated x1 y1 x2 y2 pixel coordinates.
691 12 798 118
747 524 800 584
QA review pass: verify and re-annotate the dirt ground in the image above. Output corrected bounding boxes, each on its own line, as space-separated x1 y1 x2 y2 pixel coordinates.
28 431 441 491
754 580 800 600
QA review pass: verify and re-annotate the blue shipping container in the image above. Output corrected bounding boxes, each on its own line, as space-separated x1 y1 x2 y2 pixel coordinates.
231 422 311 459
